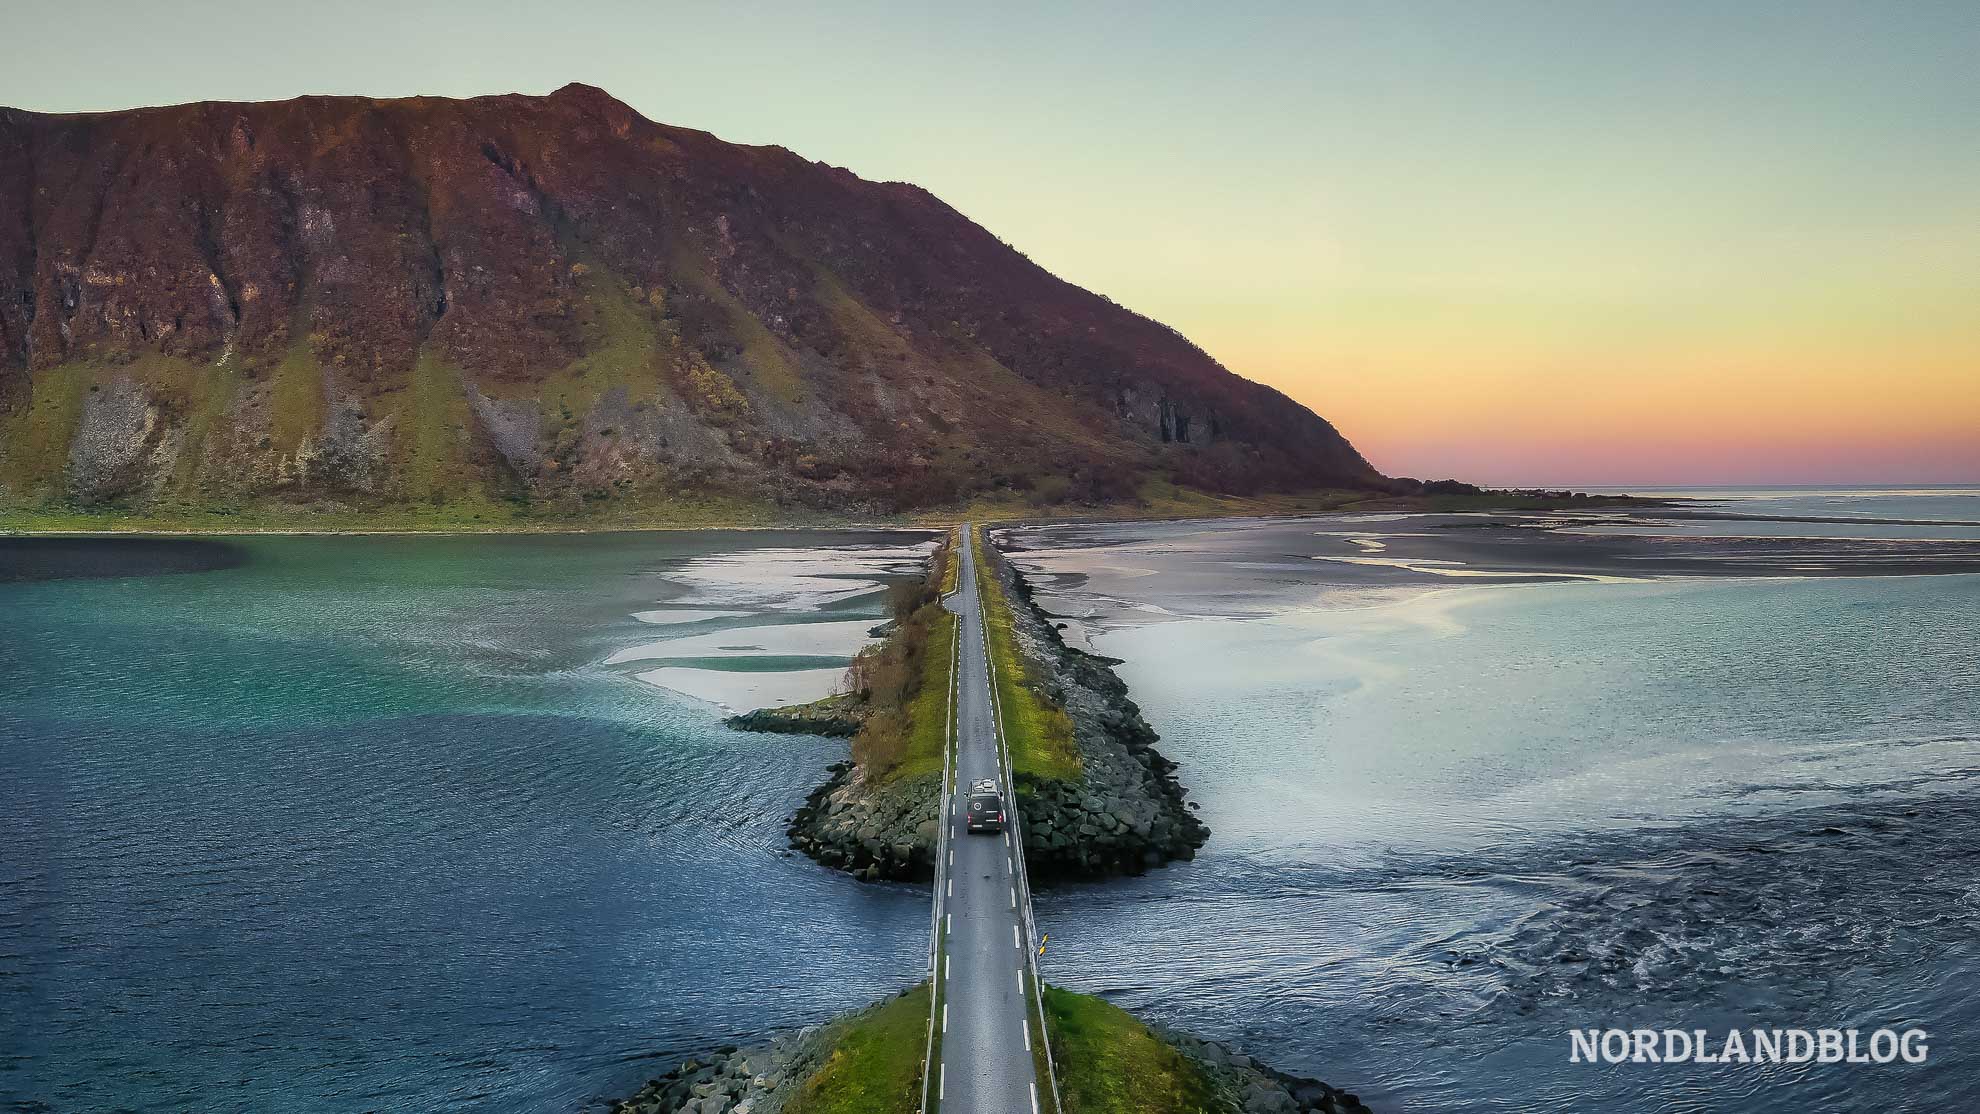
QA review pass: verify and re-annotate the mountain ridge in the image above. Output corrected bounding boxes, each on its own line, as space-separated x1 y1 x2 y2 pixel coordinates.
0 84 1382 521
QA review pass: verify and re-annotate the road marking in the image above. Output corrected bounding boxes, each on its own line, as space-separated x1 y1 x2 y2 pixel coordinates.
943 1003 948 1033
1024 1017 1031 1050
946 878 951 898
1016 967 1025 993
1013 925 1019 949
1010 887 1017 908
945 954 950 979
946 913 951 935
1031 1081 1039 1114
940 1064 945 1101
948 849 953 867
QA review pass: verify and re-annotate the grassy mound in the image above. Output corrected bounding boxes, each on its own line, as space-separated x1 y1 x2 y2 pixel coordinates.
785 982 931 1114
1042 986 1218 1114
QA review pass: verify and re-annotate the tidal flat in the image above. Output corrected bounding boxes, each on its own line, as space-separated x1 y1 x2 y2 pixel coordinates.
1002 489 1980 1112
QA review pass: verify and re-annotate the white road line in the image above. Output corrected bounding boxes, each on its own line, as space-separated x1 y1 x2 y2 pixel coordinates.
940 1064 946 1101
1031 1081 1039 1114
1013 925 1019 949
946 878 952 898
949 849 953 866
943 1003 948 1033
1010 888 1017 908
1016 967 1025 993
1024 1017 1031 1050
945 954 950 979
946 913 951 935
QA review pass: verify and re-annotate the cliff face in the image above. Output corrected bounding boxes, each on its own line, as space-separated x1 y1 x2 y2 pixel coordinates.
0 84 1379 517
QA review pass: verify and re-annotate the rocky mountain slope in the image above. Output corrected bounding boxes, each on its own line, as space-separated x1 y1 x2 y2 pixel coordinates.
0 84 1380 520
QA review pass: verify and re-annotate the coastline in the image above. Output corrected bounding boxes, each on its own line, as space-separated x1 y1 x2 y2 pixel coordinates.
0 488 1663 538
764 527 1211 885
607 982 1376 1114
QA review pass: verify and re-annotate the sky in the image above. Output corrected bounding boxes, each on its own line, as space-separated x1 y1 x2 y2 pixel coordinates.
4 1 1975 485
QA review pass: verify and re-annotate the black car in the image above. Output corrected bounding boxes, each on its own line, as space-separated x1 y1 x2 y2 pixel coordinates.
966 792 1006 833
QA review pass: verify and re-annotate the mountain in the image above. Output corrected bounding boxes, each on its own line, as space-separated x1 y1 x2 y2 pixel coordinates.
0 84 1380 522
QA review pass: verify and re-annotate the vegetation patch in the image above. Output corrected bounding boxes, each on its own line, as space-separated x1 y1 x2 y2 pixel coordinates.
971 525 1082 783
1041 985 1218 1114
266 342 328 455
845 535 957 784
374 354 496 508
0 364 95 499
670 241 807 406
784 981 931 1114
940 525 961 595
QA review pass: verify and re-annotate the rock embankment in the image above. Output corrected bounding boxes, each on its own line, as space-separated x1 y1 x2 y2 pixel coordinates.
1161 1028 1377 1114
785 764 940 883
725 693 865 738
610 1024 830 1114
985 532 1210 880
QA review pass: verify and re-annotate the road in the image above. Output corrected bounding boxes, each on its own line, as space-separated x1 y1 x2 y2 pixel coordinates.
932 526 1048 1114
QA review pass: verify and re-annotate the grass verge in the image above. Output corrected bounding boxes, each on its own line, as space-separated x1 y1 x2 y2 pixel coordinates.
844 535 957 784
1041 985 1218 1114
940 526 961 595
785 982 931 1114
970 524 1081 782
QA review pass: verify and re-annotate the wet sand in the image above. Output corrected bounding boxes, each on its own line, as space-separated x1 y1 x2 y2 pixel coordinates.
996 508 1980 624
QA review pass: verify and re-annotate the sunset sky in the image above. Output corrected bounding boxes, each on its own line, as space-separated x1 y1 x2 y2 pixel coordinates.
6 1 1975 484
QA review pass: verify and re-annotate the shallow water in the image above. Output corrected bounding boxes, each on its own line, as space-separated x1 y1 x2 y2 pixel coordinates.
1010 515 1980 1112
7 515 1977 1113
0 532 933 1112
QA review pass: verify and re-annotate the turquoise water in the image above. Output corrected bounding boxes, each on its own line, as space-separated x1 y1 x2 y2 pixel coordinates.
1012 513 1980 1113
0 532 931 1112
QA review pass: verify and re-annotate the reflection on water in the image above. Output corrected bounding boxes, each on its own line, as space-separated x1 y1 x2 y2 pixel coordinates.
1012 514 1980 1113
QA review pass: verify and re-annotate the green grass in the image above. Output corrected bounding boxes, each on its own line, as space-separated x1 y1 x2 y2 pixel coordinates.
940 526 961 595
0 355 254 504
0 485 813 534
376 354 486 504
0 364 94 500
785 982 931 1114
848 536 959 785
164 360 243 496
478 262 673 419
889 606 958 782
929 926 949 1114
971 525 1082 783
1041 985 1219 1114
266 343 328 455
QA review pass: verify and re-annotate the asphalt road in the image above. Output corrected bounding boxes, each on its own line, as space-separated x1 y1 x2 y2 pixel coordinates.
935 528 1045 1114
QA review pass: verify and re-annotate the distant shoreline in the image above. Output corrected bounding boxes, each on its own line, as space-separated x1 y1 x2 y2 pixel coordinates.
0 490 1664 538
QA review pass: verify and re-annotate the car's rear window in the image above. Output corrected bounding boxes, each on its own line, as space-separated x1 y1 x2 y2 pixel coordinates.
969 794 1002 811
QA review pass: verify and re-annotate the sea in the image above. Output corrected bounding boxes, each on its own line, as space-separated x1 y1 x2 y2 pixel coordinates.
1009 485 1980 1112
0 531 935 1112
4 486 1978 1112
